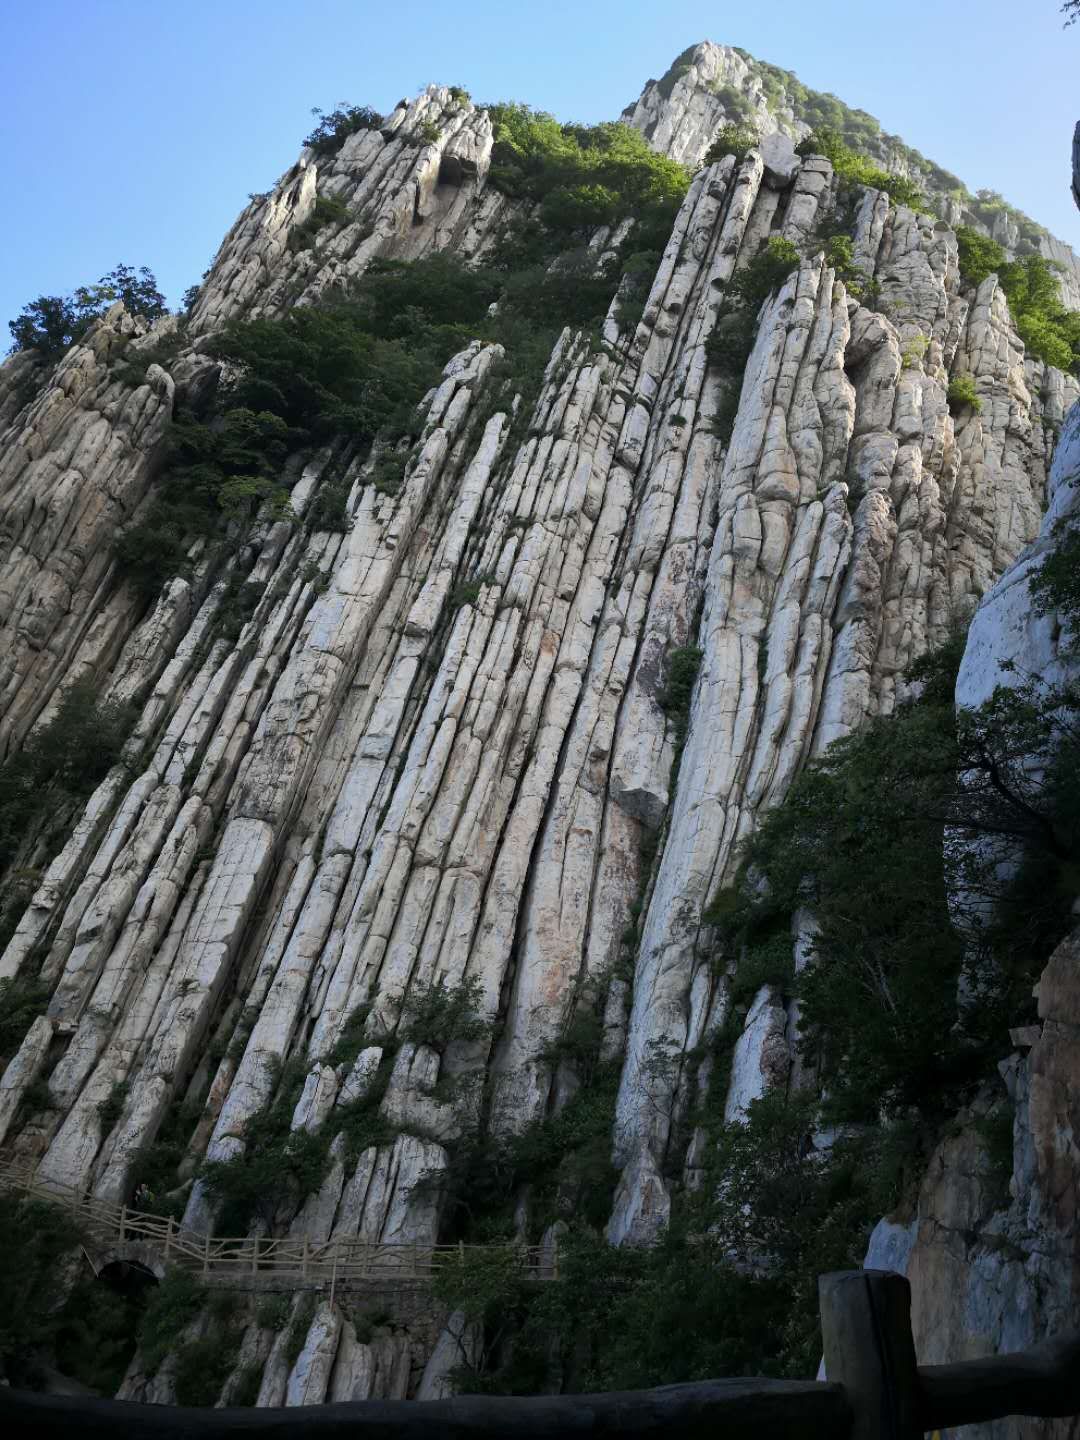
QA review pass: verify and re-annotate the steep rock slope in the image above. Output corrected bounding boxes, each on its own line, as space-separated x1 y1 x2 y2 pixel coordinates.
0 58 1077 1404
624 41 1080 307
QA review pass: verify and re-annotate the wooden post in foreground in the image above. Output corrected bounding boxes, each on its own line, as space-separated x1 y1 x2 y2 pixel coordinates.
819 1270 921 1440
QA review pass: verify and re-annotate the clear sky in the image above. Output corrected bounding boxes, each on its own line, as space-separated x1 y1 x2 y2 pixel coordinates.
2 0 1078 335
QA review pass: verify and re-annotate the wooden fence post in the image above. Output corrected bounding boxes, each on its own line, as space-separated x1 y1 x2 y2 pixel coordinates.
119 1204 127 1240
302 1236 309 1280
819 1270 921 1440
203 1230 211 1277
164 1216 173 1263
251 1236 259 1275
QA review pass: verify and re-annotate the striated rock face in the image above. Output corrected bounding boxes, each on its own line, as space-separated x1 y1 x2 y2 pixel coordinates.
624 41 1080 307
856 134 1080 1439
0 44 1077 1403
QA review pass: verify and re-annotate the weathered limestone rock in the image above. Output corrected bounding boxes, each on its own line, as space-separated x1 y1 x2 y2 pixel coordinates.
0 47 1077 1403
285 1301 342 1406
0 1014 53 1145
416 1311 480 1400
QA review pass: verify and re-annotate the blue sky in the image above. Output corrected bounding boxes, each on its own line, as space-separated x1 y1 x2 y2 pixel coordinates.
2 0 1078 334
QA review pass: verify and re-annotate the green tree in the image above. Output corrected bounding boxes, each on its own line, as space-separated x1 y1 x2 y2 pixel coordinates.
8 265 166 358
795 127 925 210
303 103 382 156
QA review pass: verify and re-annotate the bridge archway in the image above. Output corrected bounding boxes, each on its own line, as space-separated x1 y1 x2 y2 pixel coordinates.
88 1242 167 1282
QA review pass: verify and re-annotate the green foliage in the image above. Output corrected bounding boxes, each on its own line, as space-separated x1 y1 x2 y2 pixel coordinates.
1030 520 1080 627
116 251 501 602
447 86 471 106
998 255 1080 373
655 46 697 100
230 1363 263 1407
719 635 1079 1121
199 1056 331 1231
174 1333 242 1406
53 1274 144 1394
307 471 353 532
822 234 870 299
114 326 186 388
947 374 982 414
614 249 661 330
323 1002 374 1071
287 192 355 252
216 576 265 644
0 1192 81 1386
256 1295 292 1331
955 226 1006 287
900 333 929 370
954 230 1080 372
0 975 50 1066
284 1295 317 1366
97 1081 129 1133
796 127 925 210
0 677 133 878
704 236 800 383
138 1268 206 1375
729 237 801 312
658 646 702 739
729 928 795 1007
8 264 167 358
712 84 754 123
449 578 487 610
303 103 382 157
401 975 492 1052
704 123 759 166
484 104 690 240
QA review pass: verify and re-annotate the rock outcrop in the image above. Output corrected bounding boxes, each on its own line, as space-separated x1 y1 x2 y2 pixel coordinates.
0 42 1077 1406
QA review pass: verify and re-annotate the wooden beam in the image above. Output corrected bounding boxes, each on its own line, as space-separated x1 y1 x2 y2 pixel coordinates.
0 1378 852 1439
818 1270 920 1440
919 1329 1080 1429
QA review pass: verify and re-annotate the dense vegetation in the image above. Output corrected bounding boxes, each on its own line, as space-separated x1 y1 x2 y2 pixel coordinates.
0 678 134 964
195 976 493 1233
795 126 925 210
485 105 691 248
433 608 1079 1389
704 235 801 438
0 1192 152 1393
303 103 382 156
7 265 167 359
115 108 685 606
955 228 1080 372
731 47 1052 246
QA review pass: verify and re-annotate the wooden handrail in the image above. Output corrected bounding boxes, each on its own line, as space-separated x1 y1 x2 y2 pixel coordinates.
0 1155 548 1282
5 1156 1078 1433
919 1330 1080 1428
0 1378 853 1438
820 1270 1080 1437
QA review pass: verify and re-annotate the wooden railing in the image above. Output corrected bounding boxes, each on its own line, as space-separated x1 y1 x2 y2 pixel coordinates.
1 1273 1079 1437
0 1155 550 1283
5 1157 1079 1434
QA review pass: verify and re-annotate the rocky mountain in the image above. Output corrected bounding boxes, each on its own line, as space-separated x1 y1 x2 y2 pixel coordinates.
0 41 1077 1424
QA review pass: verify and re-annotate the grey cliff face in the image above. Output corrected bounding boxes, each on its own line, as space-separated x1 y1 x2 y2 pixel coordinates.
0 48 1077 1408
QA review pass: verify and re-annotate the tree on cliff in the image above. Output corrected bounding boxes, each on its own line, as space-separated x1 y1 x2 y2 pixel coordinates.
7 263 167 359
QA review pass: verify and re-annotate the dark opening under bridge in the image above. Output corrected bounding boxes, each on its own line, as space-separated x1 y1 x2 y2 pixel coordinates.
4 1157 1080 1436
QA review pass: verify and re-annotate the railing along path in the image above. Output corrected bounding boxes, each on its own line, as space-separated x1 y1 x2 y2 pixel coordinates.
4 1157 1080 1435
0 1154 549 1283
